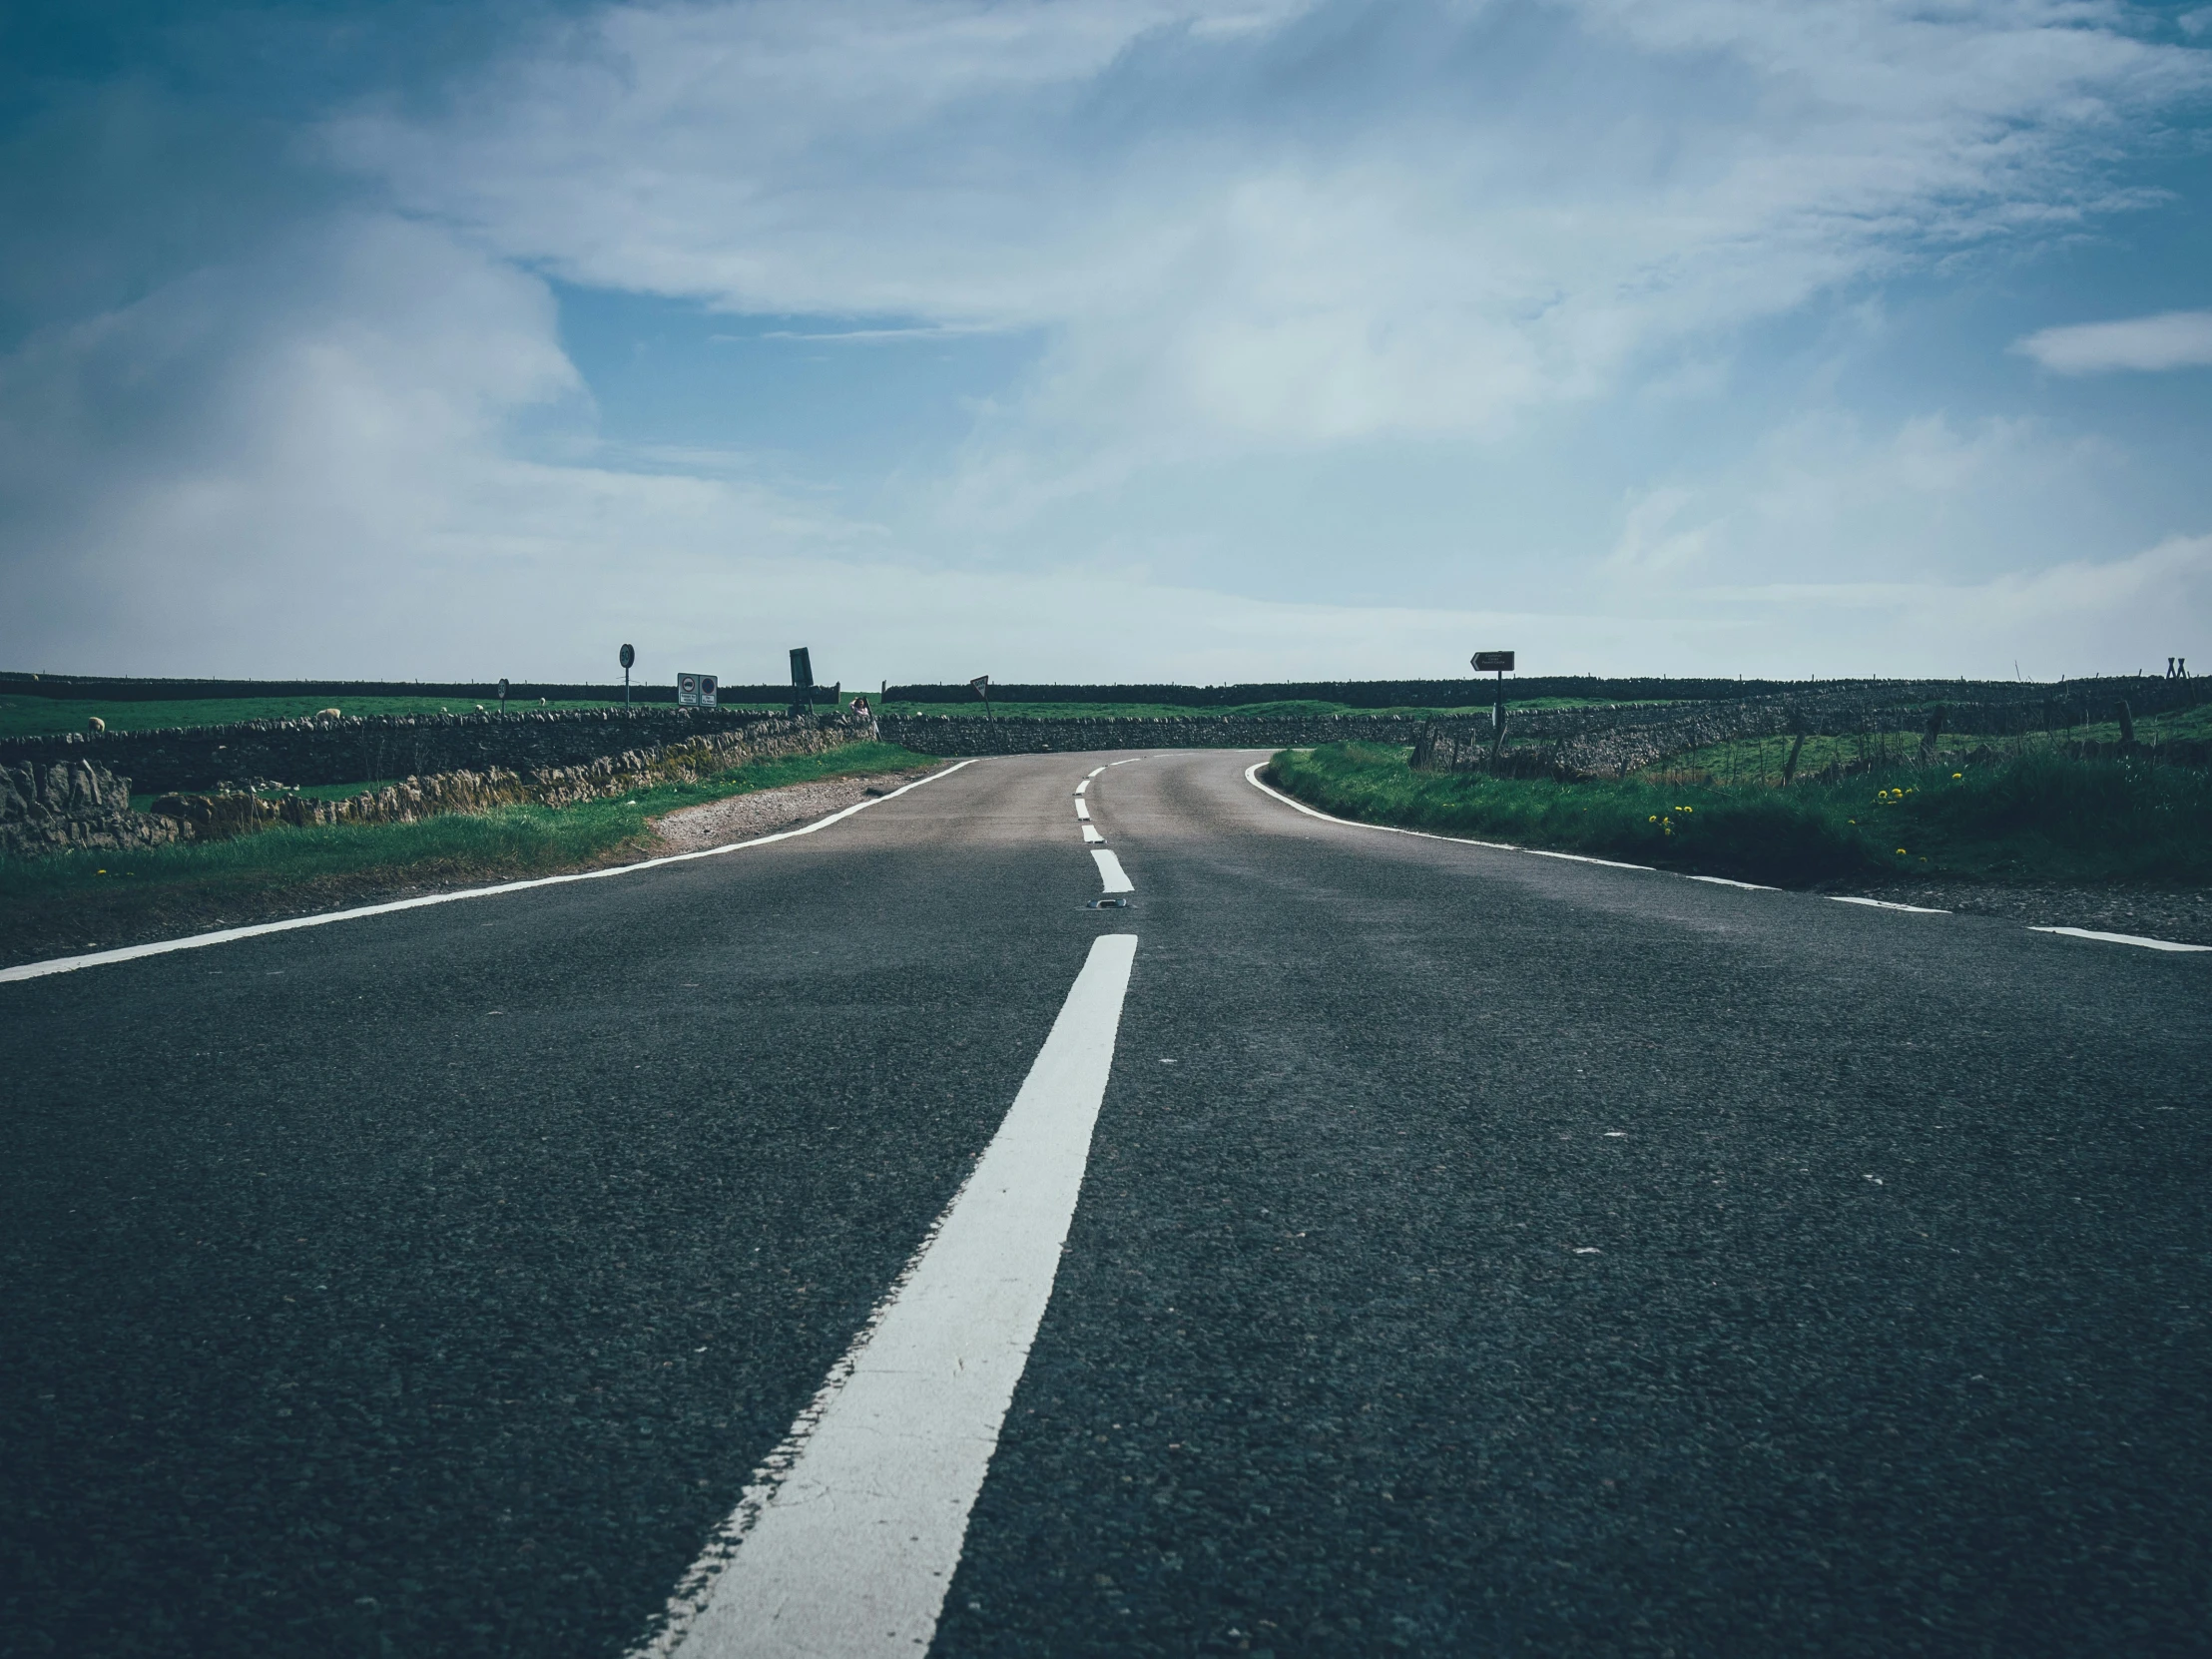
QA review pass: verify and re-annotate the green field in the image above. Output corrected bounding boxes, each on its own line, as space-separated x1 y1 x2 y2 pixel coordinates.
1 743 935 961
1270 743 2212 888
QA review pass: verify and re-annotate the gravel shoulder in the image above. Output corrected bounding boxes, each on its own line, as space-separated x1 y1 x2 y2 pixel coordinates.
650 769 937 852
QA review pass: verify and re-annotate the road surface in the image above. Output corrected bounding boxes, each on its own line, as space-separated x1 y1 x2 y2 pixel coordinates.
4 749 2208 1657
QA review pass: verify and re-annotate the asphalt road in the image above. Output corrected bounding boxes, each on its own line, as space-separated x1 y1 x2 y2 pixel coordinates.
4 750 2208 1657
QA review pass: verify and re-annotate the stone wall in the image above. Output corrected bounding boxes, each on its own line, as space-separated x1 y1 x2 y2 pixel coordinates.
4 711 875 856
0 705 815 797
1409 678 2207 779
878 713 1430 756
1 759 182 859
150 710 876 842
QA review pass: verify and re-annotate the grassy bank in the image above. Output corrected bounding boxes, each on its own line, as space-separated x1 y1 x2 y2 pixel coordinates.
1269 743 2212 888
1 742 935 963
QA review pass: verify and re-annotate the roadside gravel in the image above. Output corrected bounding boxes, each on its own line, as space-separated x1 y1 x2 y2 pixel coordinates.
651 769 937 852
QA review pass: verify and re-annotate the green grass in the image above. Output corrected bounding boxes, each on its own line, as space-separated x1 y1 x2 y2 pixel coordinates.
2 742 936 908
1269 743 2212 887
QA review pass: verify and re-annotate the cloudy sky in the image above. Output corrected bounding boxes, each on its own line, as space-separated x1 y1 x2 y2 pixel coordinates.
2 0 2208 687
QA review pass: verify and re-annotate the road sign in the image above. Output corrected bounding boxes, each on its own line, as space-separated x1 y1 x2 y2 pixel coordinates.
619 644 635 670
678 673 719 708
791 648 815 691
1472 651 1515 673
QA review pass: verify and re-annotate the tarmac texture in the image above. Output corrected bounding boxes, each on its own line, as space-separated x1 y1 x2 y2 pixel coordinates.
3 751 2207 1657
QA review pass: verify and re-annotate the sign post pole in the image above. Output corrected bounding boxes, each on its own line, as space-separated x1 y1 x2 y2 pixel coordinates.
620 643 635 709
1471 651 1515 735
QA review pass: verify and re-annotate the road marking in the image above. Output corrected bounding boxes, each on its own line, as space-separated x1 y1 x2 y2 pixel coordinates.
633 934 1139 1659
1086 767 1106 779
0 762 980 985
1081 824 1105 843
1523 848 1658 872
1092 849 1134 893
1074 780 1089 796
2030 926 2212 953
1242 761 2201 955
1074 799 1091 822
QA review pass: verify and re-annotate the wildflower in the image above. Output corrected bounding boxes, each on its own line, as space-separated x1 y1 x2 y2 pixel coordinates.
1649 815 1658 823
1951 772 1962 780
1897 847 1908 856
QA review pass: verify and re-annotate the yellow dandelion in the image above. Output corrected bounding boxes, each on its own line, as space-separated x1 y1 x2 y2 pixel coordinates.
1897 847 1908 856
1951 772 1962 780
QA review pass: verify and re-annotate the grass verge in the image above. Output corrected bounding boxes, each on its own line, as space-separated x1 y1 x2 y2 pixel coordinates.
1268 743 2212 889
0 742 936 965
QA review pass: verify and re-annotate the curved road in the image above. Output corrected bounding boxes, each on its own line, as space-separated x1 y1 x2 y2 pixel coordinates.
4 750 2208 1657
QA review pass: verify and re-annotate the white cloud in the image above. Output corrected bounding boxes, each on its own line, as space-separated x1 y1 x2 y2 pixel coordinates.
2012 309 2212 374
329 0 2211 477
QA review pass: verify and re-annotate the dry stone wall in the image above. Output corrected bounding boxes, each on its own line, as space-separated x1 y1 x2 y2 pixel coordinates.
1 760 182 859
4 711 876 857
1411 677 2205 779
878 713 1430 756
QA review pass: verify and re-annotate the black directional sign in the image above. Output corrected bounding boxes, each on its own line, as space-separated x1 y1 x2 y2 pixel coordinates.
1472 651 1515 673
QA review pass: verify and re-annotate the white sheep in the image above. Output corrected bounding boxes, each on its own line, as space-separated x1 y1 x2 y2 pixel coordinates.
313 708 341 720
86 716 106 735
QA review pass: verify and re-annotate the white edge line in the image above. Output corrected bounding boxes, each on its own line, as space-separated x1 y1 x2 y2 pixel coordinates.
1241 762 2205 955
1 760 981 985
1240 762 1622 861
2029 925 2212 953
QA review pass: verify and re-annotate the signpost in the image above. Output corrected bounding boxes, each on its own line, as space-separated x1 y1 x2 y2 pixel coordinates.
620 643 635 709
790 647 815 717
970 674 993 720
678 673 719 708
497 677 509 714
1472 650 1514 729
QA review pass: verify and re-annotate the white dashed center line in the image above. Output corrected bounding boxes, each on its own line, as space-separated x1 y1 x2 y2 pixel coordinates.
1092 849 1134 894
1074 798 1090 822
1831 896 1949 914
637 934 1140 1659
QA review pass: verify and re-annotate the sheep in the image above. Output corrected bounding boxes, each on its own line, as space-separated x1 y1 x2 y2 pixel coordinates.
313 708 342 720
86 716 106 735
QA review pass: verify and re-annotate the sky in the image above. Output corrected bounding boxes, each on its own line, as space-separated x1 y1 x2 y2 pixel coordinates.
1 0 2208 688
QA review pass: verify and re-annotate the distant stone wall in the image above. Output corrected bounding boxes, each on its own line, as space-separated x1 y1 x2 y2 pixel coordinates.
878 713 1430 756
1410 678 2208 779
0 705 817 796
1 760 182 859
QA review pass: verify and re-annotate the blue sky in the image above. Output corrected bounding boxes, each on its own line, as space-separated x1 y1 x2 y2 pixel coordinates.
2 0 2208 686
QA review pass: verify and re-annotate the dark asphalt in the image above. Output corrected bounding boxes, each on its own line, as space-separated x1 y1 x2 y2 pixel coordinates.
4 751 2208 1657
